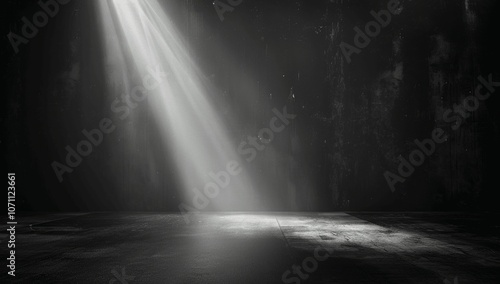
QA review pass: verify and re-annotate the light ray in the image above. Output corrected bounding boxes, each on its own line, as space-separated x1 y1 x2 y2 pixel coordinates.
97 0 259 210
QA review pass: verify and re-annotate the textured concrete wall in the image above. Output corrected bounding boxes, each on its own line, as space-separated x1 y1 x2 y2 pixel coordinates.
3 0 499 211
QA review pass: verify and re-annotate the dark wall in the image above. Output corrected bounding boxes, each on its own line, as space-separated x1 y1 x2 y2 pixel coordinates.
3 0 499 211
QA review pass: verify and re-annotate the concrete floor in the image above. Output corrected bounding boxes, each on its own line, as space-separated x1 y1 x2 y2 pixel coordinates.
1 212 499 283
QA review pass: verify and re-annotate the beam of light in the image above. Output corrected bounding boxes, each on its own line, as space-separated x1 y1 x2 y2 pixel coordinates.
96 0 259 210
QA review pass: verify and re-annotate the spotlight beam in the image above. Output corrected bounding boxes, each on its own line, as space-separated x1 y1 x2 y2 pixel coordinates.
97 0 258 210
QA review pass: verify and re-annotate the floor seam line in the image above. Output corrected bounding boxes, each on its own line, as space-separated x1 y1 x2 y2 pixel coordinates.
275 216 295 260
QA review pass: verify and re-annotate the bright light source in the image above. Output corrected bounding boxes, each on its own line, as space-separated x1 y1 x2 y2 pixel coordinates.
97 0 258 211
